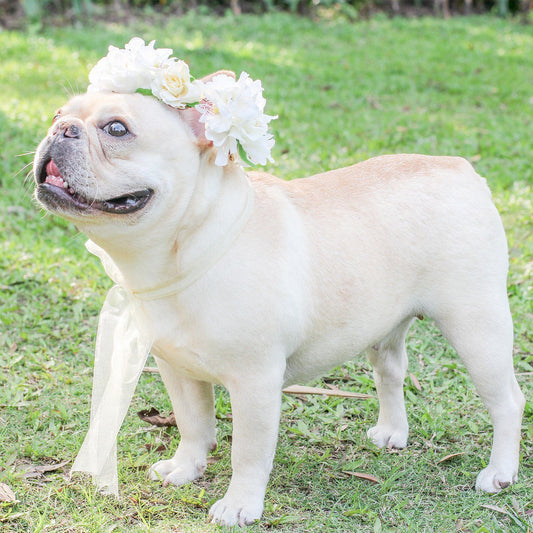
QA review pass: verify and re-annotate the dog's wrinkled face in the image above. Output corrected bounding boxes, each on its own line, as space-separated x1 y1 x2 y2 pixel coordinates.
34 92 203 230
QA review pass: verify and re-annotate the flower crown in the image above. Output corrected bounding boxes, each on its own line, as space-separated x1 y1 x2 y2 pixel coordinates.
87 38 277 167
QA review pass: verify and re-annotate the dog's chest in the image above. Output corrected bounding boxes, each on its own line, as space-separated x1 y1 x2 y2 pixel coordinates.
150 342 217 382
144 301 222 383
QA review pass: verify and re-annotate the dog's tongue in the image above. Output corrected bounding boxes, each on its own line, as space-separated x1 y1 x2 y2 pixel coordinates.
45 159 67 188
46 159 61 177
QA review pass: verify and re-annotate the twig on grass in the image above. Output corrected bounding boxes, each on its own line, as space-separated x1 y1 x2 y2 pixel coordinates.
143 367 373 399
282 384 373 400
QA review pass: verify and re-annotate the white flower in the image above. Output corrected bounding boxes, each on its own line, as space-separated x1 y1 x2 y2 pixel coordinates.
150 61 205 109
88 38 173 94
197 72 277 166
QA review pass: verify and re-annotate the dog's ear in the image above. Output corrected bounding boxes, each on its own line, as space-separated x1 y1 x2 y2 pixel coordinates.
180 107 211 148
179 71 236 149
200 70 236 83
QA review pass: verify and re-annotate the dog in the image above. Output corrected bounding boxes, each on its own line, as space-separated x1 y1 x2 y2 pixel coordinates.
33 87 524 527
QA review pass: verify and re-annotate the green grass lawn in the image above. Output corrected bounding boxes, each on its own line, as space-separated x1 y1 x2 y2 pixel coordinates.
0 11 532 532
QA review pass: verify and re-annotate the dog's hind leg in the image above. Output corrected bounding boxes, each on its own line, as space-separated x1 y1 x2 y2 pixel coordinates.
148 356 217 487
367 318 413 450
434 295 524 492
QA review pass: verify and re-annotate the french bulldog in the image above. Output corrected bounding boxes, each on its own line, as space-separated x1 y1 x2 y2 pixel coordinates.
33 88 524 526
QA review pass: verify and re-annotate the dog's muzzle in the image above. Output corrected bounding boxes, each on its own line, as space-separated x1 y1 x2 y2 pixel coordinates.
34 122 154 215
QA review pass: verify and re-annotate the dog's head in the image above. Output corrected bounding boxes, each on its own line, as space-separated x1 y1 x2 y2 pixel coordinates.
34 38 275 249
33 91 213 234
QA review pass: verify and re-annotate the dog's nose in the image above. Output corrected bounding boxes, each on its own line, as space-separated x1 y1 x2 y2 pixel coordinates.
51 120 82 139
62 123 81 139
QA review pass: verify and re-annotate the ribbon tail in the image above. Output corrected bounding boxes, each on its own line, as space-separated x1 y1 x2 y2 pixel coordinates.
71 285 152 496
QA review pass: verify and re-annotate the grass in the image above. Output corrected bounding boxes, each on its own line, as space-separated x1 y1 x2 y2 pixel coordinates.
0 11 532 533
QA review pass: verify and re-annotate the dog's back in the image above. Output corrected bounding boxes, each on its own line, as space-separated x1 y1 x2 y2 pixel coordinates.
250 153 508 353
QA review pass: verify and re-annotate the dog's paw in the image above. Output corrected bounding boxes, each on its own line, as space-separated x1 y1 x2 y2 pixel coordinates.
475 465 517 493
367 424 408 449
209 495 263 527
148 457 206 487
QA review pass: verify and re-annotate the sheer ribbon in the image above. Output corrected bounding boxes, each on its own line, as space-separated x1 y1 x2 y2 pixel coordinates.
70 245 153 496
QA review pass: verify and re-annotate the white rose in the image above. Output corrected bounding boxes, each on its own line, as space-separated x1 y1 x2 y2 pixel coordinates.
151 60 205 109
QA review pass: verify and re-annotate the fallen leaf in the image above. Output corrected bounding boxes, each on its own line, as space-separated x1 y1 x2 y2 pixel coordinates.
144 443 167 453
511 496 521 514
0 482 16 502
481 504 510 515
343 471 381 484
283 385 372 399
409 373 422 391
19 460 69 479
138 407 177 427
437 452 465 464
34 460 69 474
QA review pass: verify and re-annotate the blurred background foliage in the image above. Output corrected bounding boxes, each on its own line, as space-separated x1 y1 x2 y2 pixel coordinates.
1 0 531 29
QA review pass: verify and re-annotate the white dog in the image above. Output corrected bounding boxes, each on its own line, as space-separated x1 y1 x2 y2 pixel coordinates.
34 83 524 526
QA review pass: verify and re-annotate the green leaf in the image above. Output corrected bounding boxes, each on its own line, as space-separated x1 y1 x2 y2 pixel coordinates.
238 142 254 167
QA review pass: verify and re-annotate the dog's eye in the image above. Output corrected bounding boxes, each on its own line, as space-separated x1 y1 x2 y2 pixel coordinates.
52 112 61 124
103 121 129 137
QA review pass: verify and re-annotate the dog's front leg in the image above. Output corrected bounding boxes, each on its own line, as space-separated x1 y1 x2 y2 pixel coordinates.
209 374 284 527
148 356 217 487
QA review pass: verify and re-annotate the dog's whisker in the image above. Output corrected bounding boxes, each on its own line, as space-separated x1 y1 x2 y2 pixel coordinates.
15 161 34 178
63 81 81 99
23 171 36 191
15 163 37 195
65 230 86 247
91 177 101 208
13 153 36 192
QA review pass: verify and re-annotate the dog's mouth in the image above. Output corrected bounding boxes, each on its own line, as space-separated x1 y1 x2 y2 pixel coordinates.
36 159 153 215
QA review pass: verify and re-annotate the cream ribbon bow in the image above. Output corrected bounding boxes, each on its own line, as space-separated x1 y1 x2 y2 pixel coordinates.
70 242 153 496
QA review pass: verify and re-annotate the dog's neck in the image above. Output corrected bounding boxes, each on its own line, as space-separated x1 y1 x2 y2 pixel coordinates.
83 158 254 297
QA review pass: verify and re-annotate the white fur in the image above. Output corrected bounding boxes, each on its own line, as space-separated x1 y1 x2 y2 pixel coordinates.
34 93 525 526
